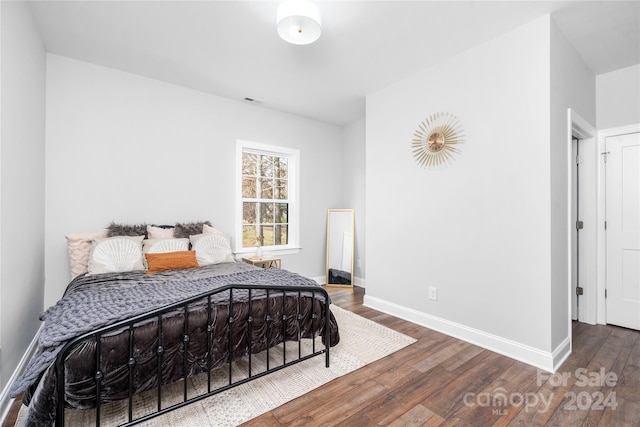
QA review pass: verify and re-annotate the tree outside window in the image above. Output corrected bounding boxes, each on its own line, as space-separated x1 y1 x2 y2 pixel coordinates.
241 151 290 249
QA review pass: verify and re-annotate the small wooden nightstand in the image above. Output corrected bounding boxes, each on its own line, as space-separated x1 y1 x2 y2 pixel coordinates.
242 257 282 269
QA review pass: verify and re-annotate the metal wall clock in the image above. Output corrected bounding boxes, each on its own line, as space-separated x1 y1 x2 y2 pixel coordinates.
411 112 465 168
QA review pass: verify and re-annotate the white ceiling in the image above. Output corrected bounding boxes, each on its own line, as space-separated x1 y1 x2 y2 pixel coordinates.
26 1 640 126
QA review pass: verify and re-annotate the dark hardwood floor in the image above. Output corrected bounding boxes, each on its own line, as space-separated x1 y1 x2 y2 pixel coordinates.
242 286 640 427
3 286 639 426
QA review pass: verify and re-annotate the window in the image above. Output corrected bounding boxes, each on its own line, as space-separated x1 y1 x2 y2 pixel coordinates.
236 141 299 254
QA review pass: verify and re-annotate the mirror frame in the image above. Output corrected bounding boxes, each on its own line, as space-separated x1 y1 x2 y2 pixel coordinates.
325 208 355 288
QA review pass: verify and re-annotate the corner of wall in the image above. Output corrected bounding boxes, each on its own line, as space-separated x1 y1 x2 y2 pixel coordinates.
0 0 47 393
549 14 596 353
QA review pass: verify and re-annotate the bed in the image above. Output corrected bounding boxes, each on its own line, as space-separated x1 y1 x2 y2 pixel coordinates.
11 222 340 426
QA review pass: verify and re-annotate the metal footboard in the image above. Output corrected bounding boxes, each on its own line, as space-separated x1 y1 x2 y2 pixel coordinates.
54 284 331 426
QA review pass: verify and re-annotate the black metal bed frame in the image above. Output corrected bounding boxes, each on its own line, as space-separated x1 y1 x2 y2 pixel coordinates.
54 284 331 426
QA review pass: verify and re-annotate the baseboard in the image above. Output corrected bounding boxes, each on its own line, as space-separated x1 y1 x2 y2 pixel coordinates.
0 325 42 425
552 336 572 372
363 295 568 373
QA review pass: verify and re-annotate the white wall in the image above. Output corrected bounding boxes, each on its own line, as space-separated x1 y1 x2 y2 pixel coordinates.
365 16 564 370
0 1 46 390
341 119 366 283
596 64 640 129
45 55 344 308
549 19 595 350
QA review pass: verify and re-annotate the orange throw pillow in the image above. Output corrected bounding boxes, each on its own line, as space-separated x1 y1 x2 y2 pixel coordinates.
145 251 199 274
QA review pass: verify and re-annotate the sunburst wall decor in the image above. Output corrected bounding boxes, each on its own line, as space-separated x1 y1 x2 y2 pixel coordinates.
411 112 465 168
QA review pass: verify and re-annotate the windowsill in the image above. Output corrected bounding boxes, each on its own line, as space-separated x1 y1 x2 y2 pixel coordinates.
234 246 301 260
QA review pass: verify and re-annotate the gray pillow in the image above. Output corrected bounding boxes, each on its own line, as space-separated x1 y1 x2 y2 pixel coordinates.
174 221 212 238
106 222 148 238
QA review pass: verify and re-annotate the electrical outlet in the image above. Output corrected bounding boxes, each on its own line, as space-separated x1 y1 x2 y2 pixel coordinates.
429 287 438 301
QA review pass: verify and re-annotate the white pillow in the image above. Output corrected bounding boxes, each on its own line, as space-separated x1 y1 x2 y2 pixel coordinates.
143 238 190 254
190 233 235 265
203 224 224 234
88 236 145 274
66 231 108 279
147 225 174 239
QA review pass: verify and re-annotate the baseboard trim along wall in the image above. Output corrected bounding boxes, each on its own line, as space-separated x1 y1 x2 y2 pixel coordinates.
552 336 572 372
364 295 569 373
0 325 42 425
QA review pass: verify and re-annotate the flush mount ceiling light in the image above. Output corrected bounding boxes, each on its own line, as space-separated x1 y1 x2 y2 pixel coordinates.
277 0 322 45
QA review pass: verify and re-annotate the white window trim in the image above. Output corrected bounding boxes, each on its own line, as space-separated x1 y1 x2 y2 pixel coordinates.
235 140 300 257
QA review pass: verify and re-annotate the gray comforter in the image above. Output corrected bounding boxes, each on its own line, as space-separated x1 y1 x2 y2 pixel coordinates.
12 262 339 426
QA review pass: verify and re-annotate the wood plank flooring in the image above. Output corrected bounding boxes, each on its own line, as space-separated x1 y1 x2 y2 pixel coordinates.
3 286 639 426
242 286 640 427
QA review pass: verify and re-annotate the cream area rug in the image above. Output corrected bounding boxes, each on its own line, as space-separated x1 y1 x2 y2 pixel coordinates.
16 305 416 427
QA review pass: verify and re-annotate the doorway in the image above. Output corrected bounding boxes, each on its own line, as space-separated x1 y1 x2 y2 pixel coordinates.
569 110 597 326
571 136 583 320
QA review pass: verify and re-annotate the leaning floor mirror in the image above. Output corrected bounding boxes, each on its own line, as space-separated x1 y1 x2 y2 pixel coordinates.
326 209 354 288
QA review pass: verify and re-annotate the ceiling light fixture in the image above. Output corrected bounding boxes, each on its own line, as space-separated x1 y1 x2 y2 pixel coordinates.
277 0 322 45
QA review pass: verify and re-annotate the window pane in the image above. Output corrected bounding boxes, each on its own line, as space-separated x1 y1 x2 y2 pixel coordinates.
275 158 288 178
242 153 257 175
260 203 274 223
274 179 287 199
261 225 274 246
273 157 289 178
242 177 256 198
275 224 288 245
260 155 274 177
243 225 257 247
275 203 288 223
243 202 258 224
259 177 273 199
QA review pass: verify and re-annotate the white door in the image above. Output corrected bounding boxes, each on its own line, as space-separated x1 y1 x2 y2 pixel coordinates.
606 131 640 330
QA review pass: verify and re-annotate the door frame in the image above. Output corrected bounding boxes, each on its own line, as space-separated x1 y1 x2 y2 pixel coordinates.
568 109 597 326
597 123 640 325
